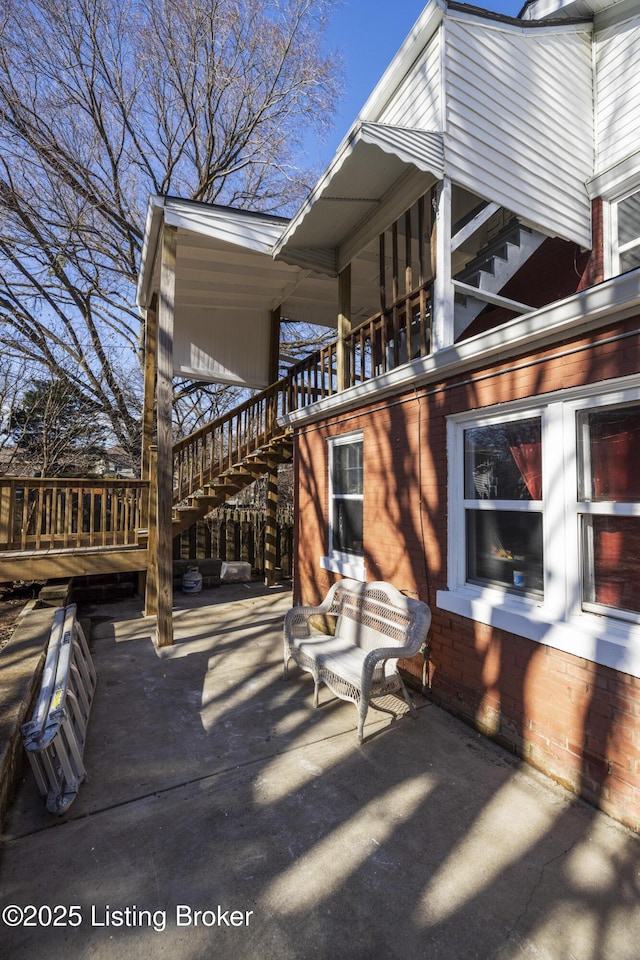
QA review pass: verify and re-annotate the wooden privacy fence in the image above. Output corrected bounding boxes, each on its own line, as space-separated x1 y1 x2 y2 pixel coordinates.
0 478 148 552
174 507 294 578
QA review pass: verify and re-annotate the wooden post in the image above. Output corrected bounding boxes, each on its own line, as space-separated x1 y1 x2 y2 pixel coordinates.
269 307 281 386
0 482 12 548
226 516 235 561
264 459 278 587
379 231 386 314
155 224 176 647
138 296 158 596
145 445 158 617
337 263 351 392
141 295 158 484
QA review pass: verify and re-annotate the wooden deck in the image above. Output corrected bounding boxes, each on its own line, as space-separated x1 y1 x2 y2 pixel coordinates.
0 544 148 582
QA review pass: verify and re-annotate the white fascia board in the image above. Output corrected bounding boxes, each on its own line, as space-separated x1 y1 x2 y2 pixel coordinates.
281 268 640 426
136 195 165 311
162 198 288 256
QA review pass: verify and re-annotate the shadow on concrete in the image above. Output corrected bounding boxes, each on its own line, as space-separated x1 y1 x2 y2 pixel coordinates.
1 584 639 960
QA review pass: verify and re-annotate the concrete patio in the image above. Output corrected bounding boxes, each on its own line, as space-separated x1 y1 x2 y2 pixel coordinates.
1 582 639 959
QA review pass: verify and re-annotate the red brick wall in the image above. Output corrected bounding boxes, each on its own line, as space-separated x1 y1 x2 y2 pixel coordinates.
294 313 640 831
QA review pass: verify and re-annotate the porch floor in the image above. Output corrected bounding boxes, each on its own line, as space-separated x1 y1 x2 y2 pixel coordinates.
2 583 639 959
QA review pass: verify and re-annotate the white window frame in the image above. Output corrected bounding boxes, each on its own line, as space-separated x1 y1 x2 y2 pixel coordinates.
608 185 640 277
320 430 366 581
438 376 640 678
455 409 546 599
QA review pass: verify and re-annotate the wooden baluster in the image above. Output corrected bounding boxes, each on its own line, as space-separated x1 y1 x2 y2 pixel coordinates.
405 209 413 361
417 194 427 357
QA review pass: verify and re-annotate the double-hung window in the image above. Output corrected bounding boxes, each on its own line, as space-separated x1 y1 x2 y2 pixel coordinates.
577 400 640 623
463 416 543 596
321 431 365 579
440 379 640 675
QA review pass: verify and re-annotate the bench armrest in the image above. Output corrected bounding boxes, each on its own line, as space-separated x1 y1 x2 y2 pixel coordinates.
284 603 332 638
284 579 359 638
361 641 421 679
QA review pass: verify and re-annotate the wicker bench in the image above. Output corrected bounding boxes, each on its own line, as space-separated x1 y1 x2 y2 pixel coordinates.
283 579 431 743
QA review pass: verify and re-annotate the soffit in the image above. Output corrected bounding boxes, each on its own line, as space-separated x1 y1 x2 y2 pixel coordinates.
274 122 444 275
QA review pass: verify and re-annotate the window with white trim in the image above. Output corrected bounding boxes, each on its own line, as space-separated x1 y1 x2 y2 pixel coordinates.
439 380 640 674
610 187 640 275
577 402 640 623
328 431 363 559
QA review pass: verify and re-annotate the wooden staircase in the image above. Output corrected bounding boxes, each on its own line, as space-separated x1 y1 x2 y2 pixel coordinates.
171 434 293 535
0 284 434 583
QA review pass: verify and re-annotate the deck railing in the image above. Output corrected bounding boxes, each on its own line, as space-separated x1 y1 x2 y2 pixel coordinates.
172 281 432 504
0 478 148 552
0 281 434 557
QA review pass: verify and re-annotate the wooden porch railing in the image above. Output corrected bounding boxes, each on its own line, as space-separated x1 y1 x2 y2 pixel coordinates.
0 478 148 553
285 279 432 397
172 280 432 505
0 280 433 560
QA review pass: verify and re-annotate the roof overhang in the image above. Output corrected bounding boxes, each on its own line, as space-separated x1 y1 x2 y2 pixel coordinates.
274 122 444 275
136 197 343 389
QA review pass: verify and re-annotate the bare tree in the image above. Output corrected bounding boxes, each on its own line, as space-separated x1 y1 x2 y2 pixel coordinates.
9 377 108 477
0 0 342 466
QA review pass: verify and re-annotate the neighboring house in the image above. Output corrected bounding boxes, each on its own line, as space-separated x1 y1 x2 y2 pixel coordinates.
94 446 137 479
0 447 38 476
137 0 640 829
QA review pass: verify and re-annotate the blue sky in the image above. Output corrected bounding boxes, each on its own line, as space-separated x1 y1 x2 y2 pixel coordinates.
314 0 524 165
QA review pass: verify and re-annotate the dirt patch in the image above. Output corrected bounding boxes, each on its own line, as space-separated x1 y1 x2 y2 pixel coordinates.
0 582 46 652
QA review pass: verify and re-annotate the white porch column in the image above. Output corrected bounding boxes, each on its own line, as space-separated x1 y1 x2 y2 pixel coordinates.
431 177 454 352
337 263 352 391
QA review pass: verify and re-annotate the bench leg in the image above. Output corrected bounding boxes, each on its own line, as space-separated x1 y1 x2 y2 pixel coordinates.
357 700 368 745
398 675 417 719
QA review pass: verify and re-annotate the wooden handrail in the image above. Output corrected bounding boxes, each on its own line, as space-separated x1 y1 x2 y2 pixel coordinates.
171 281 433 505
0 280 435 557
0 478 148 553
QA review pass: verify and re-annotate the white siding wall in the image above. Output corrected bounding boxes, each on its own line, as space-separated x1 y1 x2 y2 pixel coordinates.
375 30 442 131
173 307 271 389
595 14 640 176
444 17 594 247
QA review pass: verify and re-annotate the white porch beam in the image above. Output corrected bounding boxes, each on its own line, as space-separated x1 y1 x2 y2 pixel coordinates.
451 201 501 252
453 280 534 314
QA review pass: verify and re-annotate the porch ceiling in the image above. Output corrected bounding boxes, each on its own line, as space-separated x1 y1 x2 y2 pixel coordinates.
137 197 339 326
274 122 444 273
137 197 368 387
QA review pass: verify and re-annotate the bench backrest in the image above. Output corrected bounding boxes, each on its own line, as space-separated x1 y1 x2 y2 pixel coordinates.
326 580 428 656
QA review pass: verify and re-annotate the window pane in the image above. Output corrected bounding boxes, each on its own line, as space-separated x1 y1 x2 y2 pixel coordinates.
333 442 363 495
617 190 640 246
333 499 363 555
583 516 640 618
464 418 542 500
620 246 640 272
466 509 543 594
578 403 640 501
